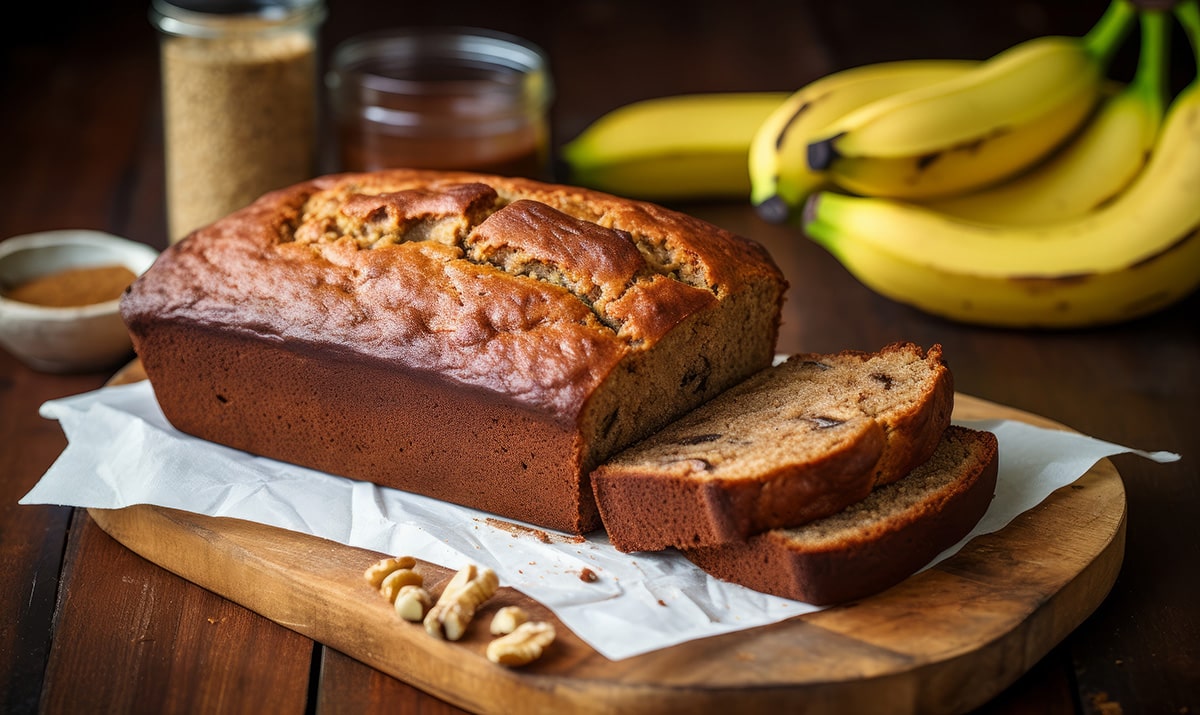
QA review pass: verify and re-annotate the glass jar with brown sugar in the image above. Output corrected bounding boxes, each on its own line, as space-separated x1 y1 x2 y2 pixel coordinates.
151 0 326 243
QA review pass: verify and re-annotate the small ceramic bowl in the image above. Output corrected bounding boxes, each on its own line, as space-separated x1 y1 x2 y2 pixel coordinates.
0 230 159 373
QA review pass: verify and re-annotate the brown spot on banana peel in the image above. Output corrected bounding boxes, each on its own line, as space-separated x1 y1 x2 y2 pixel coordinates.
812 124 1014 174
1007 227 1200 293
1087 151 1152 212
775 99 814 151
777 89 846 152
1009 273 1092 293
915 127 1011 172
915 152 942 171
1127 226 1199 269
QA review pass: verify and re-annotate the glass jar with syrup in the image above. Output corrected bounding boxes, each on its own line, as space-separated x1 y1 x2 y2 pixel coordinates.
327 28 553 179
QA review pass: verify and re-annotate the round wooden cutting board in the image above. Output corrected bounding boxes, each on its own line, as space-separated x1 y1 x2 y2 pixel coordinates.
89 361 1125 715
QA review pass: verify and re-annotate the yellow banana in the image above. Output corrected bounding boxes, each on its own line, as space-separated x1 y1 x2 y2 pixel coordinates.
805 0 1136 200
749 60 977 223
805 73 1199 278
801 2 1200 329
561 92 789 201
924 9 1168 225
812 220 1200 328
816 93 1098 200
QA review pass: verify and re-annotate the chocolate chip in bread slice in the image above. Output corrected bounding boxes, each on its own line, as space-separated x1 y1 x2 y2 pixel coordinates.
591 343 954 552
683 425 998 605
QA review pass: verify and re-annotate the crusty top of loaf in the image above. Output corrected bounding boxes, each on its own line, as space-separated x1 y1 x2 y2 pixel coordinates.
121 170 785 423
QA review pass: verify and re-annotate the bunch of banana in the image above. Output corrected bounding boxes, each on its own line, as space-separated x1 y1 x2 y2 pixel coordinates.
558 0 1198 328
800 1 1200 329
748 59 978 223
560 92 789 201
751 0 1136 214
924 10 1167 225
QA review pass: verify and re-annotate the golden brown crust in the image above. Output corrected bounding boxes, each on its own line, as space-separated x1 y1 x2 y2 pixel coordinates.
121 169 786 533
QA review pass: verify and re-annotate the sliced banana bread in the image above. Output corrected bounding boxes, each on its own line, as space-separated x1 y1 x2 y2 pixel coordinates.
684 425 999 605
591 343 954 552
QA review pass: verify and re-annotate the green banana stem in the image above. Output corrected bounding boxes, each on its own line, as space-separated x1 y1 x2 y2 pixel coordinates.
1083 0 1137 64
1131 9 1169 120
1176 0 1200 78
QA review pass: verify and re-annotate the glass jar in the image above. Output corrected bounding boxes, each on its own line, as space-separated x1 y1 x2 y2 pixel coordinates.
327 28 553 180
151 0 326 243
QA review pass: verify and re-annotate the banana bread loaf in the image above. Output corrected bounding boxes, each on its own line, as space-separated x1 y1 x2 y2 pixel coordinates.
591 343 954 551
684 425 999 605
120 169 786 534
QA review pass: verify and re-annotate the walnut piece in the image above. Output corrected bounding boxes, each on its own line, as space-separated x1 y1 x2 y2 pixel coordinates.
424 564 499 641
489 606 529 636
394 585 433 622
486 622 556 667
363 556 417 589
379 568 424 603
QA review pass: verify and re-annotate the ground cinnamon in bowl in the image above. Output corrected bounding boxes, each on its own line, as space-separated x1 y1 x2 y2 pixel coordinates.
4 264 136 307
0 229 160 373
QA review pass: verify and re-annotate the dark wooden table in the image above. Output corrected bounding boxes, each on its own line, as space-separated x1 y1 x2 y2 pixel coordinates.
2 1 1197 712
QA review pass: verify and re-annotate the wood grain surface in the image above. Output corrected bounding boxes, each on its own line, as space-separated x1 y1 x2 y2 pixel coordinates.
88 368 1126 715
5 3 1195 713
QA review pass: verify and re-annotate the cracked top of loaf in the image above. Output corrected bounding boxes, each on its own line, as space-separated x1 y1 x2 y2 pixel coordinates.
122 170 786 420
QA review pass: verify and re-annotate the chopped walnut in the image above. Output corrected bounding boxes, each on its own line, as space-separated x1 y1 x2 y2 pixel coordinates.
424 564 499 641
486 621 556 667
363 556 416 589
394 585 433 622
490 606 529 636
379 568 424 603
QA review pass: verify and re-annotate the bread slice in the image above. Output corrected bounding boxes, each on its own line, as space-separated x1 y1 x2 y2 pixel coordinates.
684 425 999 605
591 343 954 552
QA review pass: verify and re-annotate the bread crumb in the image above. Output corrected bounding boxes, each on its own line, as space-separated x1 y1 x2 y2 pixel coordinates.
579 567 598 583
483 517 551 543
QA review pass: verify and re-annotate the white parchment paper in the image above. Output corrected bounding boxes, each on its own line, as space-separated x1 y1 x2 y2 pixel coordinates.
20 381 1179 660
